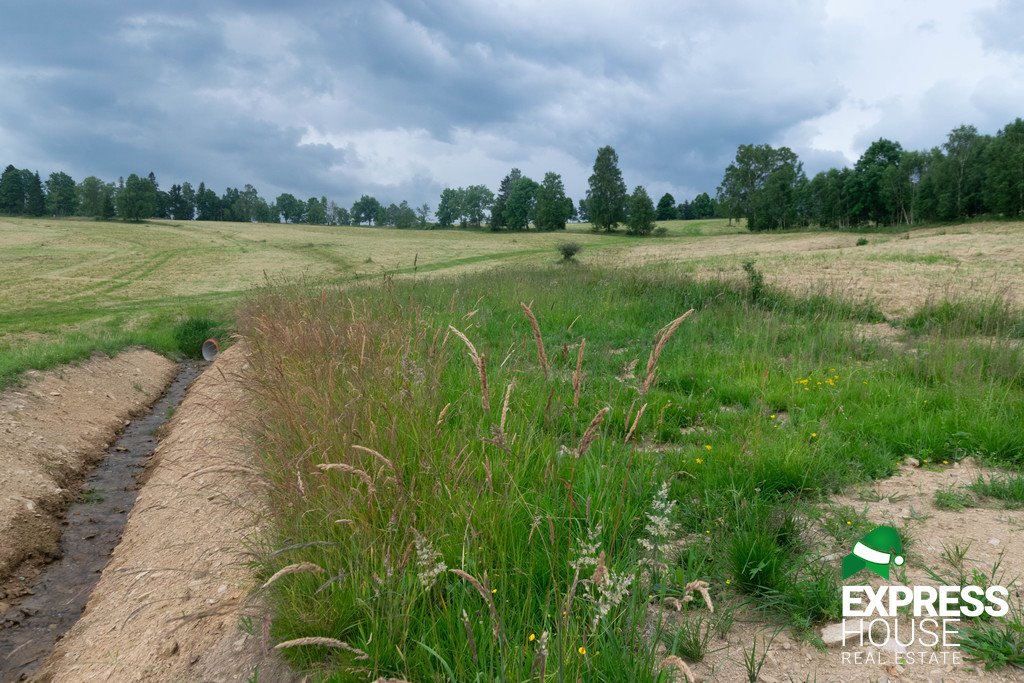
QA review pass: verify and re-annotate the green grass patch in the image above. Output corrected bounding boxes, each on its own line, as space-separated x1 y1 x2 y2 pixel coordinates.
903 298 1024 338
241 265 1024 680
969 474 1024 508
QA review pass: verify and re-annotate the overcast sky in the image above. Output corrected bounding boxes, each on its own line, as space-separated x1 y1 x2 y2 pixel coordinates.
1 0 1022 212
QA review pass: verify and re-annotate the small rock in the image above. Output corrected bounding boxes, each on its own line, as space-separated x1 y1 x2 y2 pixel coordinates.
989 538 1000 547
159 640 180 658
49 391 61 397
821 620 872 647
905 457 920 467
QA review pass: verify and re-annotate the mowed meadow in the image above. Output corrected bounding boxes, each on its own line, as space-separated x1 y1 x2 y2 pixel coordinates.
4 215 1024 388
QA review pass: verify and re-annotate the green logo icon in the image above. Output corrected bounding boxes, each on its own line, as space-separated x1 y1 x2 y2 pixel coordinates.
841 525 905 580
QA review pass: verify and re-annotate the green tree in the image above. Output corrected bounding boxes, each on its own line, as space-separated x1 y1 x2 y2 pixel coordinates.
45 172 77 216
577 197 589 222
394 200 417 228
625 185 655 235
0 164 24 214
180 182 196 220
435 188 460 228
24 171 46 216
274 193 303 223
586 145 627 231
691 192 716 218
99 186 116 220
655 192 676 221
350 194 381 226
195 182 221 220
718 144 804 231
491 168 522 230
503 177 537 230
461 185 495 228
983 118 1024 217
77 176 106 217
116 173 157 221
850 138 904 225
416 203 431 228
305 196 327 225
534 172 572 231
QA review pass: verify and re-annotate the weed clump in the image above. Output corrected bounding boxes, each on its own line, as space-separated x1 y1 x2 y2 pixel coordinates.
557 241 582 262
172 316 220 358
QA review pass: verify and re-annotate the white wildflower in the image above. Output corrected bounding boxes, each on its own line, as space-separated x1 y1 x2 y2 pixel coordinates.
571 523 603 571
592 567 634 628
638 482 682 576
413 532 447 590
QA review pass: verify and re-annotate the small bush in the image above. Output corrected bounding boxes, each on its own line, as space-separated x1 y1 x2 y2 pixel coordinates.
172 316 219 358
558 241 582 261
742 261 765 303
653 226 669 237
856 237 869 246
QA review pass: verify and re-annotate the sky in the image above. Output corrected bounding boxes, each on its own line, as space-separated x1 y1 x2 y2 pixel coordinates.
1 0 1022 213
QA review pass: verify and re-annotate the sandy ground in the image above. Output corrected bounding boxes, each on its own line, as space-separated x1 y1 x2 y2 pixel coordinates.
0 350 176 600
35 344 296 682
661 458 1024 682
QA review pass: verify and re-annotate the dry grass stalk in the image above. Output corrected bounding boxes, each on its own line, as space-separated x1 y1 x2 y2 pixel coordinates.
449 324 490 411
577 406 610 457
435 402 451 430
591 550 608 586
352 445 396 475
572 338 586 407
261 562 323 590
624 402 648 444
317 462 376 496
450 569 504 641
500 380 515 434
643 309 695 394
274 636 369 660
684 579 714 613
659 655 696 682
461 609 479 667
520 301 550 378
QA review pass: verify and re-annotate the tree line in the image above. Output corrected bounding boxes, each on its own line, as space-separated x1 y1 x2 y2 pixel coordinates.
717 117 1024 231
0 167 432 227
4 116 1019 233
0 145 714 236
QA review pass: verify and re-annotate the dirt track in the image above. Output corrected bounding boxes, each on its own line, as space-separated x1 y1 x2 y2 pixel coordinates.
0 350 176 601
34 344 295 682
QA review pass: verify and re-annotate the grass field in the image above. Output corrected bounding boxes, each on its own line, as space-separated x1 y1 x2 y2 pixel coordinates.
3 216 1024 389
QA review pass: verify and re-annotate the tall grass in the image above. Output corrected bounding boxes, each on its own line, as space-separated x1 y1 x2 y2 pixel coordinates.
241 267 1024 680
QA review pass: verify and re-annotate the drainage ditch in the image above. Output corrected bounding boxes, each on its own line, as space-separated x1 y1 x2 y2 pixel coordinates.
0 363 202 680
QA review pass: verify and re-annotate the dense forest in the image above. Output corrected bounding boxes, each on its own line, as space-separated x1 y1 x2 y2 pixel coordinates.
1 117 1021 232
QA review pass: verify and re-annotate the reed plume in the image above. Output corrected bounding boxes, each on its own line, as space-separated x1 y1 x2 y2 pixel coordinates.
520 302 550 378
577 406 610 457
449 324 490 411
643 309 694 394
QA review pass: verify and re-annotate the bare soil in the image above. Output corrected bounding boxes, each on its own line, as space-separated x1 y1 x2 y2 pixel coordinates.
0 350 176 600
34 344 296 682
661 459 1024 682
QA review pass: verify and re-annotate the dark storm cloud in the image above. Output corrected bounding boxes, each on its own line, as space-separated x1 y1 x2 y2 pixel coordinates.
0 1 1020 209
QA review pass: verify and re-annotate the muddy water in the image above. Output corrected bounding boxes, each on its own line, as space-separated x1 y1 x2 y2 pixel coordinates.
0 363 202 680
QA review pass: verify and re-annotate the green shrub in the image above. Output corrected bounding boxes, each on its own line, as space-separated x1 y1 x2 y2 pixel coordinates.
172 316 219 358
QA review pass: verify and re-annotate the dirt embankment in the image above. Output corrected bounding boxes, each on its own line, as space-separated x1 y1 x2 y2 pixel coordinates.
0 350 177 599
36 344 296 682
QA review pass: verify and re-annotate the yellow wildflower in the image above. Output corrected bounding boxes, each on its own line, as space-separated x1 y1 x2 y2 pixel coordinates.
579 646 587 655
695 457 704 465
529 633 536 642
